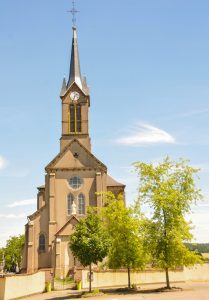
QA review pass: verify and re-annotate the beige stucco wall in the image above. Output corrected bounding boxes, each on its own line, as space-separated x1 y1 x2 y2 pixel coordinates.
184 264 209 281
0 278 5 300
55 236 75 278
0 272 45 300
54 170 97 230
81 264 209 289
61 83 89 135
22 135 111 275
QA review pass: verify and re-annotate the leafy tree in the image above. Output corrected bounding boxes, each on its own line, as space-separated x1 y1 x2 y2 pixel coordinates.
102 192 148 288
69 208 109 292
2 235 25 272
0 247 5 272
134 157 202 289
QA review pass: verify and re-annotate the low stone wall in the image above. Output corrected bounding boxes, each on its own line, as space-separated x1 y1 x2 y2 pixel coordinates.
81 263 209 289
0 271 45 300
184 264 209 281
0 278 6 300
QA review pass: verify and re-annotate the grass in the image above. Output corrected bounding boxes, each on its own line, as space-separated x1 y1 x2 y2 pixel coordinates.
82 289 104 298
55 277 74 284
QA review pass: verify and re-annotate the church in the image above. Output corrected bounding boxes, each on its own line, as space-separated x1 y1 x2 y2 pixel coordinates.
21 25 125 278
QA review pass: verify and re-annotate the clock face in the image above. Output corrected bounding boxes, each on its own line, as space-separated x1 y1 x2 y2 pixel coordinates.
70 91 80 102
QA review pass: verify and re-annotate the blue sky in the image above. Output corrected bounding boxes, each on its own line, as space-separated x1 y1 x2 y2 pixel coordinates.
0 0 209 246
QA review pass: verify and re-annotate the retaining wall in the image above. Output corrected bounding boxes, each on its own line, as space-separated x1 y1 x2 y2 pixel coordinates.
0 271 45 300
81 263 209 289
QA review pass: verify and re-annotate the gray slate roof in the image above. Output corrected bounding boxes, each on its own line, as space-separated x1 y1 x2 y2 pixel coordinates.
60 27 89 97
106 175 125 187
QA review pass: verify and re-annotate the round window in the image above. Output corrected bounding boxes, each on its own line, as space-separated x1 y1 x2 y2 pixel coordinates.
69 176 83 190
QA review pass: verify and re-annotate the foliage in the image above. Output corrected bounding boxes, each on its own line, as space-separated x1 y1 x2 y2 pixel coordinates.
134 157 203 288
102 192 148 288
93 288 100 294
55 276 74 284
185 243 209 253
69 208 109 292
202 255 209 262
82 289 103 298
131 283 137 290
0 235 25 272
0 248 4 260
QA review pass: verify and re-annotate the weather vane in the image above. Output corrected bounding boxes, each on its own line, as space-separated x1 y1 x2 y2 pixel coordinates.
68 0 79 27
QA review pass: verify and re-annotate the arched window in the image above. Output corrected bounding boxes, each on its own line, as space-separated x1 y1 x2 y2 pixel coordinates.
39 234 45 252
78 193 85 215
68 193 74 215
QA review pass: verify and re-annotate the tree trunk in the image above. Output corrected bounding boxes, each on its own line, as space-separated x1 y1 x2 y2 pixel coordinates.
128 267 131 288
162 209 170 289
89 264 92 293
165 267 171 289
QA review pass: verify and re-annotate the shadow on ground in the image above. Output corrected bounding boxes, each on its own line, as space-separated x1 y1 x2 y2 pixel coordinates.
101 286 183 295
44 296 81 300
42 286 185 300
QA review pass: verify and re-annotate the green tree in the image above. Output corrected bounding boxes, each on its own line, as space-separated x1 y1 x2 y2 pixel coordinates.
103 192 148 288
69 208 109 292
0 247 5 272
134 157 202 289
3 235 25 272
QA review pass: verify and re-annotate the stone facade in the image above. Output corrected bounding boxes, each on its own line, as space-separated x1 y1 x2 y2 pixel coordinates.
21 26 125 278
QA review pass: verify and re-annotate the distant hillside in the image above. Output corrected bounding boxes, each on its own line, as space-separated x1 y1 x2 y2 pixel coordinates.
185 243 209 253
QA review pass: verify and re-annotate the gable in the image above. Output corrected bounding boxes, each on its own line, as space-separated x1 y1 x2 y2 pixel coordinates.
56 216 79 236
46 139 107 172
61 82 88 100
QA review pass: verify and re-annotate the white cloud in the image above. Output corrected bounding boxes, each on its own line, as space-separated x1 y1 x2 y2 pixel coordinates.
0 156 8 170
190 209 209 243
0 227 25 247
117 123 175 146
0 214 26 219
7 198 36 208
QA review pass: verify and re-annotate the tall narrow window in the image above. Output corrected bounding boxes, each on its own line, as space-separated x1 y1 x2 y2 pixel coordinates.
76 104 81 132
70 104 75 132
69 104 82 133
39 234 45 252
68 193 74 215
78 193 85 214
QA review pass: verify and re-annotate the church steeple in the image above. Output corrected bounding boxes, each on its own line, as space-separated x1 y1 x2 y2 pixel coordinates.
60 26 91 152
67 27 83 90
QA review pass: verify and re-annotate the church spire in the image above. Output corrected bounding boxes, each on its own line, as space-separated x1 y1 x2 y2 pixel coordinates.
67 26 83 90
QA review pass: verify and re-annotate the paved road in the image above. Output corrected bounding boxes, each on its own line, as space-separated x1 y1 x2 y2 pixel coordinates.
23 282 209 300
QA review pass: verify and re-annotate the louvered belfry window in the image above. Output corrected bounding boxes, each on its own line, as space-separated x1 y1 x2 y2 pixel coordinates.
69 104 81 133
76 104 81 132
70 104 75 132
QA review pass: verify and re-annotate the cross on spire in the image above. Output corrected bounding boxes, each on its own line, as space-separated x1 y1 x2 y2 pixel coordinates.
68 0 79 27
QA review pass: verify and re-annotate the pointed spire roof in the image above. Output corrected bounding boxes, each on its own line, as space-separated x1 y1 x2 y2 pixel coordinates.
60 78 67 97
67 26 83 90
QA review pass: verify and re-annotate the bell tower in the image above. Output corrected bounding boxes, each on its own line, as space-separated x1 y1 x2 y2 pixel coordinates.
60 27 91 151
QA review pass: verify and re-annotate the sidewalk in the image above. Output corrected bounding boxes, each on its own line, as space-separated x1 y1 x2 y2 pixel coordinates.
22 290 82 300
21 282 209 300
